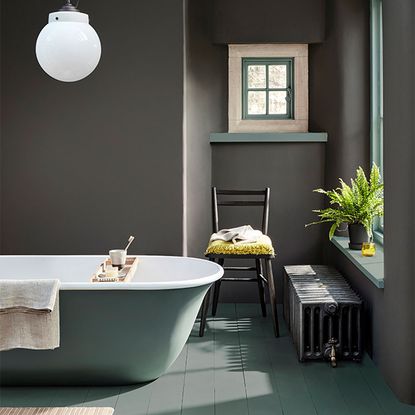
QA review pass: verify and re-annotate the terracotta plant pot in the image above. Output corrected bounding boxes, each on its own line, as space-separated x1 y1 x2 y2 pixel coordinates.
348 223 369 250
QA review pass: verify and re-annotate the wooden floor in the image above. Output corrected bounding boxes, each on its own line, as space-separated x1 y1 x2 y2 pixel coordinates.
0 304 414 415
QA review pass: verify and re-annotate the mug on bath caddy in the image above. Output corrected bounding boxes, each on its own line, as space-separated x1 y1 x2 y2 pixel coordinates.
109 249 127 269
109 235 135 269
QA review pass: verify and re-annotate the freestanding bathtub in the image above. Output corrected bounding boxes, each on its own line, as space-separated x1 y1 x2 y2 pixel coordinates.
0 255 223 385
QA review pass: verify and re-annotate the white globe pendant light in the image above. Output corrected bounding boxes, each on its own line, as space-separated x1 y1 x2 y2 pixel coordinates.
35 1 101 82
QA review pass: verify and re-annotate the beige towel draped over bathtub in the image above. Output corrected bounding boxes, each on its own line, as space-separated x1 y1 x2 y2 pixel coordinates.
0 279 60 351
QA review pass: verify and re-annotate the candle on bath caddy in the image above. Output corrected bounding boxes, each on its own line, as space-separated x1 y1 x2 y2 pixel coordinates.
361 241 376 257
105 265 119 278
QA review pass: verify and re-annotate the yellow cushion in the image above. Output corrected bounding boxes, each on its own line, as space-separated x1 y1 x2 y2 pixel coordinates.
205 235 275 256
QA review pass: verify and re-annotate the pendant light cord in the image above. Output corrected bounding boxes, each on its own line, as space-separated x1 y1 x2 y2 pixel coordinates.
66 0 80 7
60 0 81 12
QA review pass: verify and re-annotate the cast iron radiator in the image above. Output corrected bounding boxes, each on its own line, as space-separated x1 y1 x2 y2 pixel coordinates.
283 265 362 367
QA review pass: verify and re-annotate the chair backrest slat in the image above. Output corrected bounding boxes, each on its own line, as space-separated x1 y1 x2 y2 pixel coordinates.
217 201 265 206
216 190 266 196
262 187 270 235
212 188 219 233
212 187 271 234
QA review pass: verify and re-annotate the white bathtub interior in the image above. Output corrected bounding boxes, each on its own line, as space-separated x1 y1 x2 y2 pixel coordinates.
0 255 223 290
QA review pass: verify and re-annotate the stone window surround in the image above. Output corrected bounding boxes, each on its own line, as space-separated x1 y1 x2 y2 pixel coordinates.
229 44 308 133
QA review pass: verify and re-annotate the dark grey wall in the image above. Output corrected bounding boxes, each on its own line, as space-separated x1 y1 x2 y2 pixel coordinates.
212 143 325 303
313 0 375 375
209 0 328 304
184 0 227 257
326 245 385 361
1 0 184 255
213 0 326 44
1 0 414 405
316 0 415 405
311 0 374 358
381 0 415 404
309 0 370 190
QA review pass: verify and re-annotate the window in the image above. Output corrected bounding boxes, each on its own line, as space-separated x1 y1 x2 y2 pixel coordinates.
228 44 308 133
242 58 294 120
371 0 383 241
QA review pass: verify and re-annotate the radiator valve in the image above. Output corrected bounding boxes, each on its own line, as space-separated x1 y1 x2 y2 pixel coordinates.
325 338 338 368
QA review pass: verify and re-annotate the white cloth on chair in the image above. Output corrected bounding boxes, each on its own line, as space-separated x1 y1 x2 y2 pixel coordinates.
210 225 263 245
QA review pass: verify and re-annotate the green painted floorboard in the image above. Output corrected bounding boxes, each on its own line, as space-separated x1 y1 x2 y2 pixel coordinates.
332 363 385 414
181 330 215 415
0 304 413 415
301 361 350 415
146 345 187 415
115 383 154 415
213 304 249 415
84 387 121 408
358 356 415 415
0 387 56 407
48 387 90 407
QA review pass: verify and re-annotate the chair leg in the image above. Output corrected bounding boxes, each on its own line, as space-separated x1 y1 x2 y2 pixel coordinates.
256 259 267 317
212 281 221 316
265 258 280 337
199 286 211 337
212 258 224 316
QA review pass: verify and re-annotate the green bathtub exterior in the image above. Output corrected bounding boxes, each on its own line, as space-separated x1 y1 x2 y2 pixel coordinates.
0 284 210 385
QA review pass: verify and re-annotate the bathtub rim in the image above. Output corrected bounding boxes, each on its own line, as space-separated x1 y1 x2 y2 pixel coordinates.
0 255 224 290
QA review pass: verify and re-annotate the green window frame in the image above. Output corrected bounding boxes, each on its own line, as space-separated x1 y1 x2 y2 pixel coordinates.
242 58 294 120
371 0 383 243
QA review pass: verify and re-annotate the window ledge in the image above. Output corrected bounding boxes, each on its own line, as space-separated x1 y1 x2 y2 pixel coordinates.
331 236 384 288
210 132 328 143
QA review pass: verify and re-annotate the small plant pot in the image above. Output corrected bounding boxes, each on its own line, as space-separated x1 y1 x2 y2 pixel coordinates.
348 223 369 250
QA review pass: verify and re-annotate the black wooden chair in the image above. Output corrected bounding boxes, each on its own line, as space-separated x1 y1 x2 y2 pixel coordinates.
199 187 279 338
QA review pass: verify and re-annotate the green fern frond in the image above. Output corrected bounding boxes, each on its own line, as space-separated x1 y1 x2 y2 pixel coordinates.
306 164 384 239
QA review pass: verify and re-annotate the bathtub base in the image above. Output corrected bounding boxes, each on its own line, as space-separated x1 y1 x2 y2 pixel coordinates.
0 286 209 386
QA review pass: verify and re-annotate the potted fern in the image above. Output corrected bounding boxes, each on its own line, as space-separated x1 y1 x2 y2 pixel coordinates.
306 164 384 250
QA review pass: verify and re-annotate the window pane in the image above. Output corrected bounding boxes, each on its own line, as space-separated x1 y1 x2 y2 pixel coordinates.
269 91 287 114
247 91 266 114
370 0 384 239
247 65 266 88
268 65 287 88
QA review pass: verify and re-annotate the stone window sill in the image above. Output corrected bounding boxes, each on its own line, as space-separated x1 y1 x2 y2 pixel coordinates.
210 132 328 143
331 236 384 288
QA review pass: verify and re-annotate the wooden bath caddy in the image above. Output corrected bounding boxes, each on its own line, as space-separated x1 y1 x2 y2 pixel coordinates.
91 256 139 283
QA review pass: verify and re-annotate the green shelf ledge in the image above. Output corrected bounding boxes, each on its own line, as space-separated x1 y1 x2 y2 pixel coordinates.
331 236 384 288
210 132 328 143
